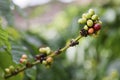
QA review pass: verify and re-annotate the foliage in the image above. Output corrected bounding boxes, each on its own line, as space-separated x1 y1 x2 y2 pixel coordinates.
0 25 11 51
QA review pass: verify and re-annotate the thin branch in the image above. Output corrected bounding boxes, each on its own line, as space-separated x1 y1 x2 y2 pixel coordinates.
4 35 83 79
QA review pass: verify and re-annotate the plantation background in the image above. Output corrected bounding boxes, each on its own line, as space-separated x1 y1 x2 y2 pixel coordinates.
0 0 120 80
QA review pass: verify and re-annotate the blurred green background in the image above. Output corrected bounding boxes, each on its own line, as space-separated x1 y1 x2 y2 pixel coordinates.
0 0 120 80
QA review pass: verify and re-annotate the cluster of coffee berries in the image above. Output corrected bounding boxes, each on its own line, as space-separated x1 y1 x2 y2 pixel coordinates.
78 9 102 37
19 54 28 64
5 65 15 74
39 47 51 55
35 47 53 68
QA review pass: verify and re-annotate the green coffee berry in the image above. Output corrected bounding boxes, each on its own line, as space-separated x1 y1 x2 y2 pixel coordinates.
39 47 51 54
42 60 47 65
22 59 27 64
46 65 50 68
9 65 15 72
87 20 93 27
46 47 51 54
5 68 10 74
91 15 98 20
39 48 46 53
88 9 95 16
98 20 102 25
82 18 87 23
86 13 91 19
78 18 86 24
82 13 87 18
84 25 88 30
78 18 83 24
96 30 100 35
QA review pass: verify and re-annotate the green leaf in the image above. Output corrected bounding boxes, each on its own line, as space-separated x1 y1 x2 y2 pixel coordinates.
0 67 4 80
24 66 37 80
0 49 13 69
6 73 24 80
0 48 24 80
11 41 31 64
0 26 11 51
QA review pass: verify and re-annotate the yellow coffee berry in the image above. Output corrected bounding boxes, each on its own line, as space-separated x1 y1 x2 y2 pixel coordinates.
22 54 27 59
46 57 53 63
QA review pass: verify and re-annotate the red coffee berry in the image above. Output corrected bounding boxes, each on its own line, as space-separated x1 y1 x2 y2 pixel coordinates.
93 23 101 31
88 28 94 34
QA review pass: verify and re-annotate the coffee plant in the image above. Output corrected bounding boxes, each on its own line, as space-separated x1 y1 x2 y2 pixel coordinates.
0 9 102 79
0 0 120 80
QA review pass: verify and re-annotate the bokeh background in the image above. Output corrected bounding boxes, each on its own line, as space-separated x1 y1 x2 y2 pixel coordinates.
0 0 120 80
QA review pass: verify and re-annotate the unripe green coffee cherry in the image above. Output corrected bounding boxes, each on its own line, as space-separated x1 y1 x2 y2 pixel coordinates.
93 31 100 37
87 20 93 27
86 13 91 19
22 59 27 64
88 9 95 16
39 47 51 54
91 15 98 20
82 18 87 24
39 48 46 53
46 47 51 54
9 65 15 72
78 18 86 24
98 20 102 25
82 13 87 18
42 60 47 65
84 25 88 30
110 70 119 78
46 65 50 68
5 68 11 74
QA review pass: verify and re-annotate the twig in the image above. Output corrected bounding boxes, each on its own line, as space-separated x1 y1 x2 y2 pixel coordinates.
4 35 83 79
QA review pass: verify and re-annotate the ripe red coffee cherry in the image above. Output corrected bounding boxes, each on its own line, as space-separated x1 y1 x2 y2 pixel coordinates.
93 23 101 31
